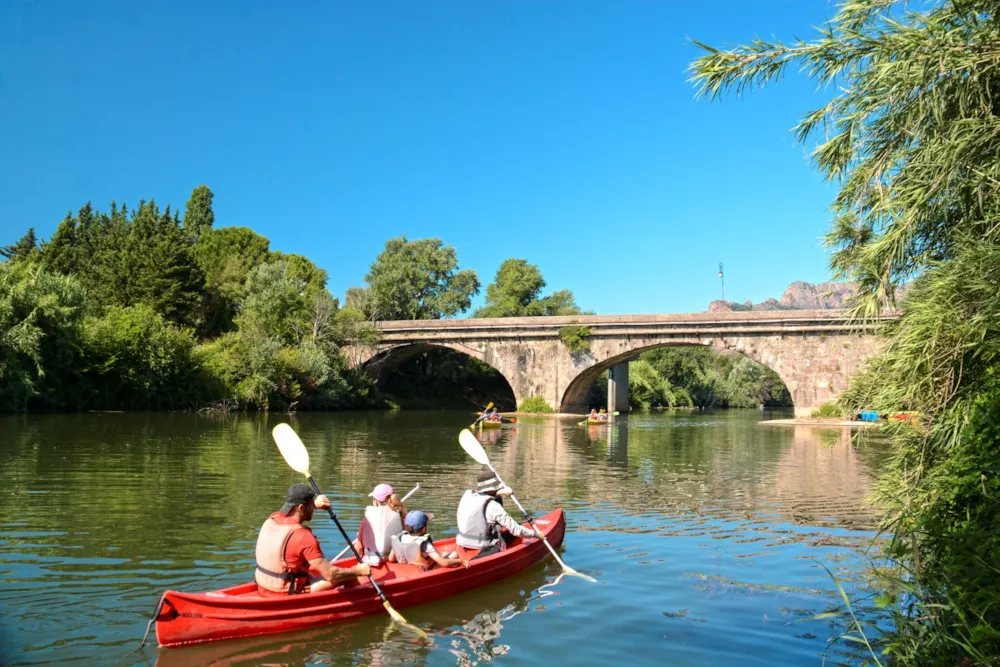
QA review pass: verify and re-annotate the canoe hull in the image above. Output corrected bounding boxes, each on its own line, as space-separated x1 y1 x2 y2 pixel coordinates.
479 420 502 429
587 419 609 425
155 508 565 647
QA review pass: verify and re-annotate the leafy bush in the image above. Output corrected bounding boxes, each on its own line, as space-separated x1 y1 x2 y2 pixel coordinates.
558 324 591 356
0 263 86 411
628 359 692 408
198 331 366 411
637 347 790 409
518 396 553 413
810 402 845 419
81 304 206 409
724 356 786 408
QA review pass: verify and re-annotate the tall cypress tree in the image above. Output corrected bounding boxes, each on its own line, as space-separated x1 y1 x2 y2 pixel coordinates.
42 211 81 275
127 201 205 325
182 185 215 240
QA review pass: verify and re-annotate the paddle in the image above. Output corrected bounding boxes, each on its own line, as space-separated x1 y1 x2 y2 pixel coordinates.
330 483 421 562
457 428 597 583
271 424 426 639
470 401 494 430
577 411 619 427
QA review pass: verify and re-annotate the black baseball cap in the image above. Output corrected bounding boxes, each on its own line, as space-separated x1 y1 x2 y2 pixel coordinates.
280 483 316 514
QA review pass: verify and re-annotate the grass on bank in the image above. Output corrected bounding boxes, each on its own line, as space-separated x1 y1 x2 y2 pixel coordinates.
517 396 554 413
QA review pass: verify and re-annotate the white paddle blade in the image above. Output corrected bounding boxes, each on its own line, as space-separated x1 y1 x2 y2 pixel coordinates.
458 429 490 465
272 423 311 476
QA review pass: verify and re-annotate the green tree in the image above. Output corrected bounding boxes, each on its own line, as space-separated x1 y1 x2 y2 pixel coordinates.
643 347 729 408
724 356 782 408
1 228 39 263
182 185 215 240
238 259 307 345
192 226 271 337
628 359 692 409
691 0 1000 659
81 304 205 409
537 289 582 316
123 201 205 325
475 259 545 317
42 203 108 282
198 329 361 411
1 189 387 414
474 259 582 317
40 200 204 325
0 263 86 411
354 236 479 320
271 251 328 298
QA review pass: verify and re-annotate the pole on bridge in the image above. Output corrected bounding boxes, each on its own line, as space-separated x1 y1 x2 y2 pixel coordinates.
718 263 725 303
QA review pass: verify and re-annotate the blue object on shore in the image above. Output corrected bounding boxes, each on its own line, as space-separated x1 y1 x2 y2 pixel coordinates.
859 411 880 422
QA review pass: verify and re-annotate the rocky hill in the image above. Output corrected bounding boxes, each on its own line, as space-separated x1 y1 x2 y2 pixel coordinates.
708 281 861 312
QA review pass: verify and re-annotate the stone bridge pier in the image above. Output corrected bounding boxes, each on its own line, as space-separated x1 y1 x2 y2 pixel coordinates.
343 311 889 417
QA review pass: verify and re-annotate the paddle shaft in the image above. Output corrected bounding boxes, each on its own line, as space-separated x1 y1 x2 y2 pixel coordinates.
331 484 420 562
306 477 395 608
483 463 573 573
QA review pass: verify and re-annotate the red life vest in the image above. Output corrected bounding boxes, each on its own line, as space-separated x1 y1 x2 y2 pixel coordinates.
254 517 311 594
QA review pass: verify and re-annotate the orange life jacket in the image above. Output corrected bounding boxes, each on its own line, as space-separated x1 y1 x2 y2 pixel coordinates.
254 517 310 595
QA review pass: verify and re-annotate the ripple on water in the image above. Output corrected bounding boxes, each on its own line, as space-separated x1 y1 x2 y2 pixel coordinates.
0 410 891 666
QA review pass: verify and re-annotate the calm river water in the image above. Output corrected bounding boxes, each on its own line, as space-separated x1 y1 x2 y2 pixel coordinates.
0 410 891 666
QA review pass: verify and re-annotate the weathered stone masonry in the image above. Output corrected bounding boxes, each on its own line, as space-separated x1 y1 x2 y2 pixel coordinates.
342 311 891 417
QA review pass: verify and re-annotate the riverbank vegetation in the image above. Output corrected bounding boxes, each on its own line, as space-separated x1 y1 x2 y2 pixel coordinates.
1 189 384 412
692 0 1000 661
628 348 790 410
2 203 793 413
517 396 554 413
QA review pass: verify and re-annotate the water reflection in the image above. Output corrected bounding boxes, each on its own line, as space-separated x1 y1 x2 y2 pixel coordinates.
154 565 555 667
0 410 891 666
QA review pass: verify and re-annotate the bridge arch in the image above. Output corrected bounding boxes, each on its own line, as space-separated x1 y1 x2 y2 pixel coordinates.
361 342 519 410
558 339 794 413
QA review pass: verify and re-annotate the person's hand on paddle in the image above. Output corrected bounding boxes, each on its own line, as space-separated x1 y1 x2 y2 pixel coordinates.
497 487 513 497
461 559 471 569
352 563 371 577
314 495 331 510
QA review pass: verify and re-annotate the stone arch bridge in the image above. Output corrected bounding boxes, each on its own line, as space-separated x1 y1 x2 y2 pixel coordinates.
343 311 891 416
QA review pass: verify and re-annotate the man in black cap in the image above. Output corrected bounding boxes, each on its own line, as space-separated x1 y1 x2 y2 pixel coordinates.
456 467 537 559
255 483 370 596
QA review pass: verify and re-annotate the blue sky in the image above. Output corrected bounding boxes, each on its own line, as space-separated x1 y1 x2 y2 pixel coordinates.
0 1 844 314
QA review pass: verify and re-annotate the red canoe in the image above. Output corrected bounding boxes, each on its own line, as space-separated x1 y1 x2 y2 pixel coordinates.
155 508 566 647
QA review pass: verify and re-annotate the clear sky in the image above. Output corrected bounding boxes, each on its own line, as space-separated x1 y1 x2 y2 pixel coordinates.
0 1 844 315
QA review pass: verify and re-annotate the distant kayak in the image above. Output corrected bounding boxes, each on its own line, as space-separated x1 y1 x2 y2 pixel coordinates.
586 419 609 425
155 509 566 647
479 420 502 429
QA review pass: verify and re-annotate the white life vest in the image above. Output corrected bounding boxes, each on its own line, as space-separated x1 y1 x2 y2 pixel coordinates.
254 517 310 594
456 490 499 549
390 533 431 565
359 505 403 565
